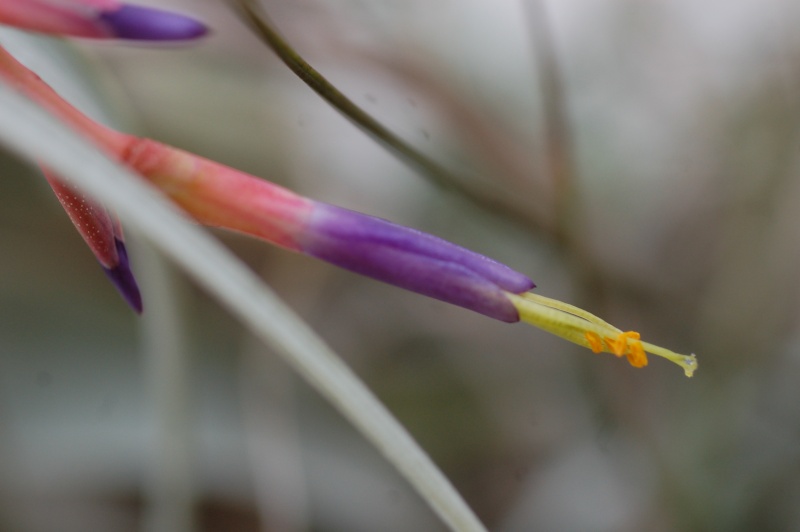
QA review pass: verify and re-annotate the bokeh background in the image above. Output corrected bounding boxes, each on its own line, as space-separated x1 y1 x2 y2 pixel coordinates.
3 0 800 530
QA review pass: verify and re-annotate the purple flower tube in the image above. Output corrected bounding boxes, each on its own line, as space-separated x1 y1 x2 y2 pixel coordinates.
99 4 208 41
299 204 535 322
0 1 208 41
102 237 143 313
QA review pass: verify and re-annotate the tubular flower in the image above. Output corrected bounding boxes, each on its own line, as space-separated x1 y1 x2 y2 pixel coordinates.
117 136 536 322
0 0 208 41
0 31 698 376
98 137 699 375
43 168 142 311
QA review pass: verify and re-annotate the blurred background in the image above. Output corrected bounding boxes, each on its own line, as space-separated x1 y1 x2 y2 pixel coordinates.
2 0 800 530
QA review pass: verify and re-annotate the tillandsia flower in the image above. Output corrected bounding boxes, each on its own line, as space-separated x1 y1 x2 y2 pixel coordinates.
0 0 208 41
1 0 208 312
66 133 698 376
104 138 700 376
0 39 698 377
119 136 537 323
42 168 143 311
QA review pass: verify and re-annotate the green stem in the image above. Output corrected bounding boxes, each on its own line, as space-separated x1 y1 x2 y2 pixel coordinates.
230 0 549 234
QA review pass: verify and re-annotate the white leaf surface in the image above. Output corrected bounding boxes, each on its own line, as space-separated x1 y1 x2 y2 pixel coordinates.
0 79 486 532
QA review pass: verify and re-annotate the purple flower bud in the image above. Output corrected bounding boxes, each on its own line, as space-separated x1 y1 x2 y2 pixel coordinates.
99 4 208 41
0 1 209 41
102 238 143 313
300 204 534 322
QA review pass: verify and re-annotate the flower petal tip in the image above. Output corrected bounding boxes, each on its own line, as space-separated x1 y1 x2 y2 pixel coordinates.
99 5 209 41
102 239 143 314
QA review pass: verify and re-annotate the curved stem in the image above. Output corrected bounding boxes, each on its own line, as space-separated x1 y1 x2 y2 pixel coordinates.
229 0 550 234
525 0 577 244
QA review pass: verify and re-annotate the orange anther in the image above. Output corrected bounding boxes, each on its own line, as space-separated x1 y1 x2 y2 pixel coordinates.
626 341 648 368
604 331 641 357
585 331 604 353
605 336 626 356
